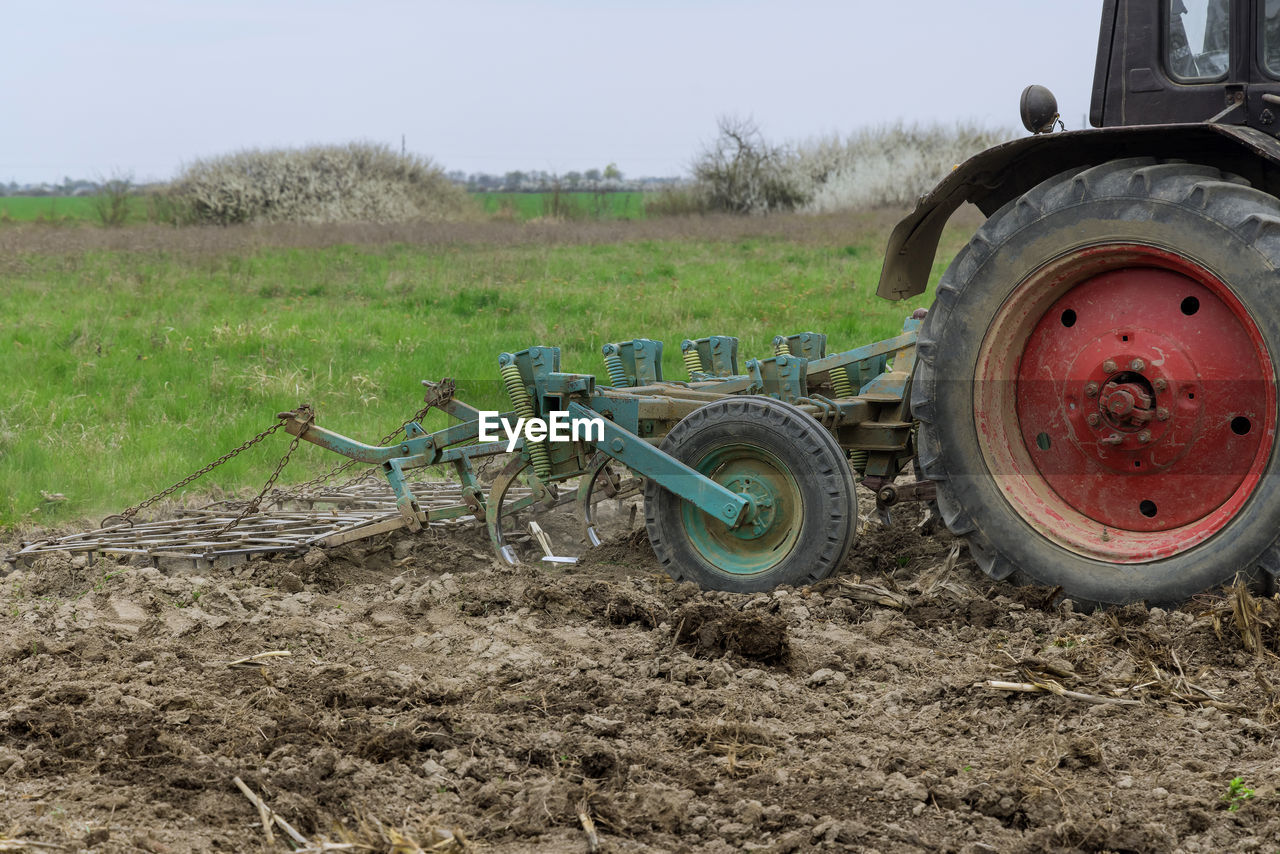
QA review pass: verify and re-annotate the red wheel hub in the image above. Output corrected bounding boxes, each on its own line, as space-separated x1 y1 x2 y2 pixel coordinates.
975 246 1276 562
1099 380 1152 425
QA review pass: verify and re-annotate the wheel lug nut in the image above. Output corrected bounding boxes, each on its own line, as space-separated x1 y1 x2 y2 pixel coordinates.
1156 407 1169 421
1154 378 1168 392
1130 358 1145 372
1137 430 1152 444
1085 382 1100 397
1103 360 1118 374
1086 413 1102 427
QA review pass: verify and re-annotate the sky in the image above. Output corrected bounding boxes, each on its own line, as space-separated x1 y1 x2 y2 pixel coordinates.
1 1 1105 185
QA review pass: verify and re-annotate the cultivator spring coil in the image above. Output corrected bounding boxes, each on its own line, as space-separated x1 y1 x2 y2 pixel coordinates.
500 353 551 478
602 343 630 387
681 342 704 377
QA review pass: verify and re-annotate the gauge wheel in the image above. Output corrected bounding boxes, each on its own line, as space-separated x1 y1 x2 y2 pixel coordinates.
644 396 857 593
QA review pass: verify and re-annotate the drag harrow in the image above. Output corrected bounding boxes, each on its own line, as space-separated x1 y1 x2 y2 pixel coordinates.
267 314 929 592
12 474 504 570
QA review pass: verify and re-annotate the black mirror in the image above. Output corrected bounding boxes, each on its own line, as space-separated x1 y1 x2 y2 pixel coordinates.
1020 84 1059 134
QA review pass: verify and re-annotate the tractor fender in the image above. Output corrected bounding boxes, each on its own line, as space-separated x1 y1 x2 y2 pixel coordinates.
877 123 1280 301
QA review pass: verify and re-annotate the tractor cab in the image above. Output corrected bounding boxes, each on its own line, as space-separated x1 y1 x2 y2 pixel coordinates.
1093 0 1280 130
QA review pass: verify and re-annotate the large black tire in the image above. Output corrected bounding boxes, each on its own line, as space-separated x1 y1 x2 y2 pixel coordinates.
914 158 1280 606
644 397 857 593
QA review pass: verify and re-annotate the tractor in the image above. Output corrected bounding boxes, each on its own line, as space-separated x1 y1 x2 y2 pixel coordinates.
27 1 1280 608
263 0 1280 607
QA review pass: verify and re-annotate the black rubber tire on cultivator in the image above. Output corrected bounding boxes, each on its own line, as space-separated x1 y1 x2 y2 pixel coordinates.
913 158 1280 606
644 396 858 593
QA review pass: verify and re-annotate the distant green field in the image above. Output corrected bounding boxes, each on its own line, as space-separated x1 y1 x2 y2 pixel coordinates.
0 192 646 225
0 195 149 224
474 191 646 221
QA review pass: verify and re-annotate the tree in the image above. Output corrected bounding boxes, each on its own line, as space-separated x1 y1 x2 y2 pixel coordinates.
603 163 622 181
691 115 805 214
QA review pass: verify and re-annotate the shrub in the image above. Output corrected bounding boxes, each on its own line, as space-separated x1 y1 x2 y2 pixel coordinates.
541 182 581 220
144 187 190 226
643 185 713 217
165 142 470 225
789 123 1011 212
92 173 133 227
686 119 1011 215
691 116 807 215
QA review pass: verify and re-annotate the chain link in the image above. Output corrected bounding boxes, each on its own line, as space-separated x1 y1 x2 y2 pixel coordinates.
101 414 299 529
101 380 457 534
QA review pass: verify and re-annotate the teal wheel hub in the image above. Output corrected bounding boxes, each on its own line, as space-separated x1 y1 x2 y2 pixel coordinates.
680 443 802 575
721 472 779 540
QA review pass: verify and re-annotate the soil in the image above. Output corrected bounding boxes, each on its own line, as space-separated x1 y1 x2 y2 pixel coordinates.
3 498 1280 853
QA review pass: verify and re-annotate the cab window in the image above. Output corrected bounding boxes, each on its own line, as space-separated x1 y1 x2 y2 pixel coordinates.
1168 0 1229 81
1264 0 1280 76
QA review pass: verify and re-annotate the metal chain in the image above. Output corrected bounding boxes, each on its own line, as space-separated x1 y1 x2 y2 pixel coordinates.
101 379 457 534
100 413 303 529
382 379 455 446
212 406 315 536
281 404 429 495
273 379 457 498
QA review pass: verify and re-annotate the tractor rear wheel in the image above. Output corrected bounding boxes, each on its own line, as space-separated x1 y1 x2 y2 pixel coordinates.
913 158 1280 605
644 397 857 593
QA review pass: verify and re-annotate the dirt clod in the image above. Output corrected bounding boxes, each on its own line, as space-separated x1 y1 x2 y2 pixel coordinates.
673 601 790 663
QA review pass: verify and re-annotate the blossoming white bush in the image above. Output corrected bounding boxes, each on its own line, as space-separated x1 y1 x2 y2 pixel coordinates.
691 120 1013 214
788 123 1011 212
167 142 470 225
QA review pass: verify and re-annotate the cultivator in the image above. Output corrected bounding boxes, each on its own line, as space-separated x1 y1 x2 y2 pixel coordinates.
17 316 931 592
260 312 930 591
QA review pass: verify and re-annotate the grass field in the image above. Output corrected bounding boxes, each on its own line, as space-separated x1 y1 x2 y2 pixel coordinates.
0 192 647 225
0 195 150 225
473 191 646 220
0 212 972 528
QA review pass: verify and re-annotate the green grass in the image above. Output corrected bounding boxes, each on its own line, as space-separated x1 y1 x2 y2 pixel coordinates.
0 195 150 225
1 196 95 223
1 193 645 226
474 192 646 221
0 218 958 528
